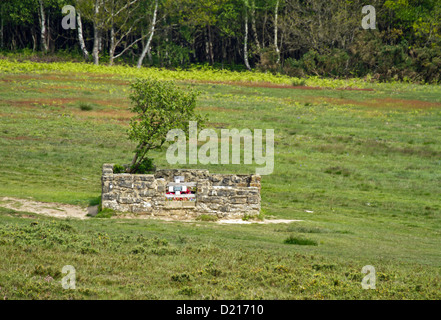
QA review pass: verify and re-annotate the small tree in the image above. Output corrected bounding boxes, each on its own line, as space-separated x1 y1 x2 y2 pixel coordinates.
126 79 203 173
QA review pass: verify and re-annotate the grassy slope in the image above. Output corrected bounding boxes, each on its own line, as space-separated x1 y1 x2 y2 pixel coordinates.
0 61 440 299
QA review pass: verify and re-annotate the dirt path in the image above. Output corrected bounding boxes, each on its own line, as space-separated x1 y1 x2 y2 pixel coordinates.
0 197 89 220
0 196 302 224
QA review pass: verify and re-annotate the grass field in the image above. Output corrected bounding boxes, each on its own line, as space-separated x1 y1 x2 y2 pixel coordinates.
0 60 440 299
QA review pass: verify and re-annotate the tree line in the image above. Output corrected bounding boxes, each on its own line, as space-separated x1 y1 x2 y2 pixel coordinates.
1 0 440 82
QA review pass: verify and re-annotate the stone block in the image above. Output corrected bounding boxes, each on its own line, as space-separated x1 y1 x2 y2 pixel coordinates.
247 196 260 204
182 201 196 209
208 203 220 210
216 189 235 197
231 197 247 204
118 195 136 204
102 200 118 211
219 205 230 212
206 196 224 204
136 174 155 181
102 164 114 175
118 180 134 189
102 176 114 182
139 189 156 197
102 193 116 201
102 182 113 193
164 201 182 209
156 179 166 192
236 190 250 196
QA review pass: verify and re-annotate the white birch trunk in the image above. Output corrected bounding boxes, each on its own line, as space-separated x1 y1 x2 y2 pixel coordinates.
39 0 48 52
109 26 115 65
92 24 100 65
251 0 261 56
244 0 251 70
77 12 89 60
274 0 280 64
92 0 101 65
137 0 158 68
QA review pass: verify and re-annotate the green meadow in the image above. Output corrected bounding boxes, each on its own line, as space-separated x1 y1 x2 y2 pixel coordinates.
0 60 440 299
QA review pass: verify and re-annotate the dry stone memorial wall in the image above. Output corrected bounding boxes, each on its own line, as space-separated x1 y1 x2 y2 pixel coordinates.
101 164 261 219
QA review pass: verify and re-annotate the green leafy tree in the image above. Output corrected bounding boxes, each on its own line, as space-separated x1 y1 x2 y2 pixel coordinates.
127 79 204 173
384 0 441 45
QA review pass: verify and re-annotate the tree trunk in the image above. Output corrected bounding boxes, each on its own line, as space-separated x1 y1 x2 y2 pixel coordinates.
274 0 280 64
192 36 196 61
92 23 100 65
47 8 51 52
137 0 158 68
250 0 261 61
244 0 251 70
109 26 115 65
39 0 48 52
0 8 4 48
0 8 3 49
77 12 89 60
222 38 227 64
92 0 101 65
127 142 147 173
31 31 37 51
262 10 267 48
208 24 214 64
205 29 210 62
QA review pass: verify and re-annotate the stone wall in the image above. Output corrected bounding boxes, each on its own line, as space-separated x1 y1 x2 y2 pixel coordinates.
101 164 261 219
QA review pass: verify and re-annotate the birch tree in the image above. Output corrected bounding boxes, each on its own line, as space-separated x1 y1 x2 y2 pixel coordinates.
274 0 280 64
137 0 158 68
243 0 251 70
38 0 48 52
76 11 89 60
107 0 151 65
250 0 261 61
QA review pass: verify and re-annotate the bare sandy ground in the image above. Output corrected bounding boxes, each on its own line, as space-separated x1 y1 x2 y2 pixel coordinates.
0 197 89 220
0 196 302 224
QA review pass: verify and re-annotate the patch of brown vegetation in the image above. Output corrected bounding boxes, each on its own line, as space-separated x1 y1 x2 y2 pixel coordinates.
40 85 79 90
370 98 441 109
1 73 130 86
47 73 129 85
88 98 129 108
302 96 441 110
316 136 441 158
72 108 134 121
192 79 374 91
0 74 36 81
199 105 242 113
6 98 77 107
1 135 41 141
361 139 441 158
208 122 228 129
3 97 129 110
